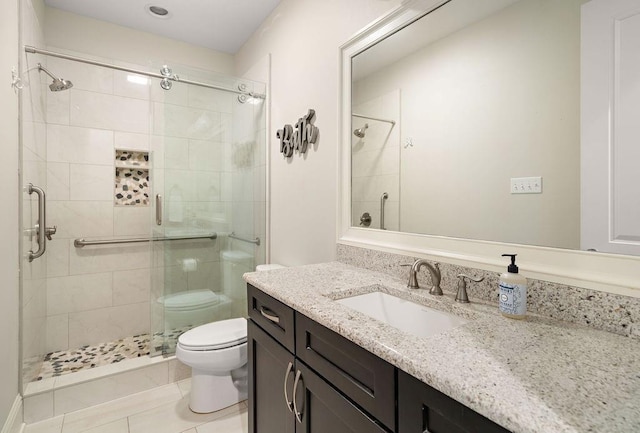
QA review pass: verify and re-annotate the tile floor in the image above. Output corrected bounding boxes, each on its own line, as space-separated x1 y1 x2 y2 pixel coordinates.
24 379 248 433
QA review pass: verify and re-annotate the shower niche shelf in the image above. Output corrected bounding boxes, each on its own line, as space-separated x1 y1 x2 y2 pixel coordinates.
115 149 149 168
115 149 150 206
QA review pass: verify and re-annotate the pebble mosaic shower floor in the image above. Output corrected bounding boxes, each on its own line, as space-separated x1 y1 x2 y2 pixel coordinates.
35 334 151 380
34 327 191 381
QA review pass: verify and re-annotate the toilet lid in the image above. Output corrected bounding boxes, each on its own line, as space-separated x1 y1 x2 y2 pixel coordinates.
178 318 247 351
159 290 221 311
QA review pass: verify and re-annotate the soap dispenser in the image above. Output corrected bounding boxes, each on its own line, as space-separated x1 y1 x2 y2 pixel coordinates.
499 254 527 319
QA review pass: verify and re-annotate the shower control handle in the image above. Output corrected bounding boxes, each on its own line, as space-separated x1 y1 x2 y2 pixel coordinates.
45 225 57 241
359 212 372 227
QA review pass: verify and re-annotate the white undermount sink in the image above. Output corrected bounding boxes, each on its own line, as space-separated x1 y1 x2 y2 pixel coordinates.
336 291 467 338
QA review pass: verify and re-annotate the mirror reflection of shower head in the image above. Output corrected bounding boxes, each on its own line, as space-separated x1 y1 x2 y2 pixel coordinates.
353 123 369 138
37 63 73 92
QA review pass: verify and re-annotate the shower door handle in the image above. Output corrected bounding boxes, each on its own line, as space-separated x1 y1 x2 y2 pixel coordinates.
27 183 48 262
156 194 162 225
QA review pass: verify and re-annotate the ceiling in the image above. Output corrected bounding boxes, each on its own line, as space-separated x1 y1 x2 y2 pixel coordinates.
44 0 282 54
352 0 517 80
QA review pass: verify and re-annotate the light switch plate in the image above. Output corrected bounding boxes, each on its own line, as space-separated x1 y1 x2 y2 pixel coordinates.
510 176 542 194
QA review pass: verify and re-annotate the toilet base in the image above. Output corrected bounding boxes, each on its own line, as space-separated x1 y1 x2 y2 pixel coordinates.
189 365 248 414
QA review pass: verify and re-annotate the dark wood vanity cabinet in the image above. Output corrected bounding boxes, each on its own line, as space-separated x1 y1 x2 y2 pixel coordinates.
248 320 295 433
398 370 511 433
248 284 389 433
248 284 512 433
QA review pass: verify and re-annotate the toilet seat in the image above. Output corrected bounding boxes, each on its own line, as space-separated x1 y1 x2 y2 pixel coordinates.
178 318 247 351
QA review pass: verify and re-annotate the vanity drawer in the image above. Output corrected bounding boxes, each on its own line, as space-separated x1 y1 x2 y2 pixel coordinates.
248 284 295 353
295 313 396 432
398 370 511 433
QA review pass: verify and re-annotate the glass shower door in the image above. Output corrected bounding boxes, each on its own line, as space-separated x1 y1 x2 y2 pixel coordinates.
20 52 50 385
150 64 266 355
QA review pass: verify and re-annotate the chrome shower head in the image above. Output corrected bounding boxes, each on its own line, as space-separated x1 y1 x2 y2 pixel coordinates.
37 63 73 92
49 78 73 92
353 123 368 138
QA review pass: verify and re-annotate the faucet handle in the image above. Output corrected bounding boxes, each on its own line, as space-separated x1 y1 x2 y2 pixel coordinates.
456 274 484 303
401 263 419 288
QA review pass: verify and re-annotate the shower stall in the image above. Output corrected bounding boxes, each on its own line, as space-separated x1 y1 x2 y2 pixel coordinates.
350 92 400 231
19 47 266 391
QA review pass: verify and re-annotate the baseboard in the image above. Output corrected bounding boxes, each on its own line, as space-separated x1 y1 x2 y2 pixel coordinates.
1 395 23 433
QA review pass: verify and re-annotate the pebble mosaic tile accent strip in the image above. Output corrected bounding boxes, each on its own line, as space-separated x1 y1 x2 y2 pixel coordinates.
36 334 151 380
33 326 192 381
336 244 640 338
151 326 192 355
115 168 150 206
116 149 149 167
115 150 150 206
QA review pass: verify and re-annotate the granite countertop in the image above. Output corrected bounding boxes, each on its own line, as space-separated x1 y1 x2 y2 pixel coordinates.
243 262 640 433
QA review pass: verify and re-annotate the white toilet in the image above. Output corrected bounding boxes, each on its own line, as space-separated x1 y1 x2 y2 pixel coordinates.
176 263 285 413
176 318 248 413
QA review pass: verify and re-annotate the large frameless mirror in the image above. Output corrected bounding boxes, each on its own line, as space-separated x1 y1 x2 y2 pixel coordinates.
348 0 640 257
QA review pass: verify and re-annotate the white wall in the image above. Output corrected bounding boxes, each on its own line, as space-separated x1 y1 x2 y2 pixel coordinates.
1 0 21 427
353 0 581 249
235 0 401 266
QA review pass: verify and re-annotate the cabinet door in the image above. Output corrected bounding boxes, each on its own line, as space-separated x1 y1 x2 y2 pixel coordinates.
293 362 389 433
296 313 395 431
398 371 511 433
248 320 295 433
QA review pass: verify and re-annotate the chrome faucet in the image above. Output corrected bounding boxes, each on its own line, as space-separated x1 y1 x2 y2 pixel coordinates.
407 259 443 295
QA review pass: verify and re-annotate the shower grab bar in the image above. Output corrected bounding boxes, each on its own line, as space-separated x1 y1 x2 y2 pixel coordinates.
74 233 217 248
380 192 388 231
24 46 265 99
27 183 46 262
228 232 261 246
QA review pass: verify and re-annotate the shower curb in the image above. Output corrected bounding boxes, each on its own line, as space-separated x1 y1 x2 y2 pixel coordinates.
23 355 189 424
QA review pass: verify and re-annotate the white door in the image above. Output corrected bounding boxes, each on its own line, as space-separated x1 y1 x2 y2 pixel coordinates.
581 0 640 254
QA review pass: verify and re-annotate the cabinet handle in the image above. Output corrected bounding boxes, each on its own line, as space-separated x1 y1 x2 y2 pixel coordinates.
260 306 280 324
283 361 294 412
292 370 304 424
